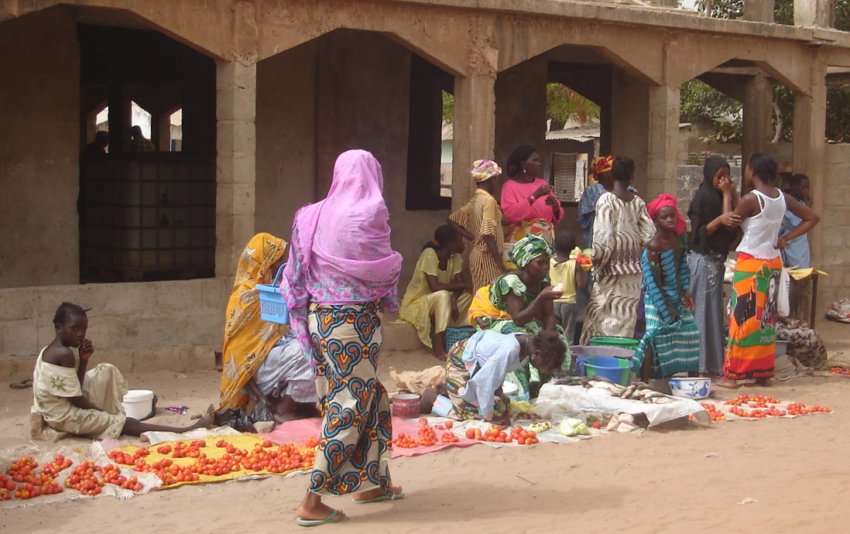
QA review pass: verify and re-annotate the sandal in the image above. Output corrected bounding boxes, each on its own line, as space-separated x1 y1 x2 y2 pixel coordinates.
295 509 347 527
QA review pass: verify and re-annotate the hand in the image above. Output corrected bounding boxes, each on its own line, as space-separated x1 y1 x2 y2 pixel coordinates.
682 291 694 312
718 212 741 228
79 339 94 362
776 236 788 250
545 195 560 208
538 286 563 301
532 184 552 199
718 176 736 195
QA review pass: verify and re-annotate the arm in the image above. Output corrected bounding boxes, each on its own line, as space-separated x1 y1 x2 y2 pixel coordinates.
503 288 559 327
448 205 473 241
481 196 508 273
575 261 588 290
678 237 694 311
42 346 99 410
425 273 467 293
500 181 537 223
778 195 820 248
591 196 614 269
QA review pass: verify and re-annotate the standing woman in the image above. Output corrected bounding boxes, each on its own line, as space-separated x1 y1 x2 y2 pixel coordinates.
577 155 615 248
448 160 506 292
580 156 655 344
282 150 404 526
721 153 819 388
500 145 563 260
687 156 742 379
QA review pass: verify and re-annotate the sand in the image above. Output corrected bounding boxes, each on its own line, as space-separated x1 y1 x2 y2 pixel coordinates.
3 321 850 533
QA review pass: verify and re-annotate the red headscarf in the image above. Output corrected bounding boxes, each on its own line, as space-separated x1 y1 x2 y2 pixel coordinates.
592 156 614 175
647 193 686 235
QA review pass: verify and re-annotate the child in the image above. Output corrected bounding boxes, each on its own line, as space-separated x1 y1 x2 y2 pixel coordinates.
399 224 473 360
438 330 566 424
32 302 214 439
549 229 588 345
632 195 700 381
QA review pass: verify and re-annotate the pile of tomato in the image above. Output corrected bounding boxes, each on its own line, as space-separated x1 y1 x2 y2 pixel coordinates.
722 394 831 419
392 419 459 448
830 367 850 376
464 424 539 445
1 455 70 500
108 438 316 487
700 403 726 422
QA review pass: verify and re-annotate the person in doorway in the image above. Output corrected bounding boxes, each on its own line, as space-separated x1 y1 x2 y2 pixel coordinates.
282 150 403 526
400 224 473 361
130 125 155 152
580 156 655 344
720 154 819 388
687 156 741 380
577 155 615 248
448 159 507 292
781 173 814 321
82 131 109 158
500 145 563 259
31 302 214 439
632 194 700 381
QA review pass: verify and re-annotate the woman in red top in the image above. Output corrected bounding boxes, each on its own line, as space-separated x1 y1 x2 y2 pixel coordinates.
500 145 563 261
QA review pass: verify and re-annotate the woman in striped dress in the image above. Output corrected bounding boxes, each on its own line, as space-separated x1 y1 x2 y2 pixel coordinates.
632 194 700 380
580 157 655 344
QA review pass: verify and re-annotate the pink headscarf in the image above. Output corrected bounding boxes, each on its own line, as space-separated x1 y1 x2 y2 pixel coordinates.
281 150 402 355
647 193 686 236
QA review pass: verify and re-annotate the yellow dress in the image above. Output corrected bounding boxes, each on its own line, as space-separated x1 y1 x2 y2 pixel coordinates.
399 248 472 348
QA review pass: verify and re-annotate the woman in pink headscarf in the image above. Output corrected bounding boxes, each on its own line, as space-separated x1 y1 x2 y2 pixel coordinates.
282 150 403 527
631 193 700 381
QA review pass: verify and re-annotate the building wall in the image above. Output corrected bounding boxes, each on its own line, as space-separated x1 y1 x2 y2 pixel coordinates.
820 144 850 305
0 278 228 381
0 8 79 288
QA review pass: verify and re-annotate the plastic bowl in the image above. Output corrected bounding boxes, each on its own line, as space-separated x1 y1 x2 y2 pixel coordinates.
668 377 711 400
589 337 640 350
122 389 154 419
583 356 631 386
391 393 421 419
501 381 518 397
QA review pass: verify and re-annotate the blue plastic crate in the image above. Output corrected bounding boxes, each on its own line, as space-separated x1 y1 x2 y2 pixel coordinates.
444 326 475 351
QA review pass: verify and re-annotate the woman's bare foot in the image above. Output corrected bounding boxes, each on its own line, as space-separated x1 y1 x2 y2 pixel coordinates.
352 484 404 503
432 348 448 361
714 376 739 389
297 491 347 523
189 404 216 430
755 377 772 387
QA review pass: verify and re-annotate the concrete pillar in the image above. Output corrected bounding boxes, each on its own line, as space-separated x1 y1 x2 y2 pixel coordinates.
742 71 773 173
215 60 256 277
452 43 497 210
792 61 827 266
646 84 681 199
610 69 649 193
743 0 775 22
794 0 833 27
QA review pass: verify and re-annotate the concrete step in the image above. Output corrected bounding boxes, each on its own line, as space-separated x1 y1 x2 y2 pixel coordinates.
381 319 424 352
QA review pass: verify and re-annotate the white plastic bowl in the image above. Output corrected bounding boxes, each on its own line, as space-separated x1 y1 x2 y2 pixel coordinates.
122 389 154 419
668 378 711 400
502 381 519 396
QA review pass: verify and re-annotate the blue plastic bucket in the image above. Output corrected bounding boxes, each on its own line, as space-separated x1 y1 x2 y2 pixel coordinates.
256 264 289 324
583 356 631 385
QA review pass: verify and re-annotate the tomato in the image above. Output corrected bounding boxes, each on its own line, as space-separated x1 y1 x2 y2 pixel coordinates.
445 421 453 429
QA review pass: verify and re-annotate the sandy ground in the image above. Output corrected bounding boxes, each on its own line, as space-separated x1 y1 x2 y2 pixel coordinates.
3 321 850 533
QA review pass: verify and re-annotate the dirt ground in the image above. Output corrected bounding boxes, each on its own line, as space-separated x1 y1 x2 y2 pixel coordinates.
3 320 850 533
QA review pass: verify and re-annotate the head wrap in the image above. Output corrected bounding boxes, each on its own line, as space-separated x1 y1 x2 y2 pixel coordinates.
471 159 502 182
647 193 686 235
509 234 552 269
505 145 536 177
703 156 730 187
592 155 614 176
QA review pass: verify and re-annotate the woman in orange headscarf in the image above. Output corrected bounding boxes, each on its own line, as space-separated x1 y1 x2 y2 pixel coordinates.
218 233 317 424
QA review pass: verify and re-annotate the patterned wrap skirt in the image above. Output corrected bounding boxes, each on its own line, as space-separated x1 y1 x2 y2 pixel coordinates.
307 302 392 495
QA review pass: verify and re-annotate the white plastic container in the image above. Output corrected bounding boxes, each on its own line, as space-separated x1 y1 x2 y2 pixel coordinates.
122 389 154 419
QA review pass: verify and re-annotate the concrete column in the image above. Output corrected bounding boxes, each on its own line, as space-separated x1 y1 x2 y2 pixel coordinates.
792 62 827 266
610 69 649 192
742 71 773 172
646 84 680 199
452 42 497 210
495 57 547 184
794 0 833 27
743 0 775 22
215 60 257 277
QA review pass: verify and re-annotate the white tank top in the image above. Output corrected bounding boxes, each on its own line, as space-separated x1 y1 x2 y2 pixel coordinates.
737 189 786 259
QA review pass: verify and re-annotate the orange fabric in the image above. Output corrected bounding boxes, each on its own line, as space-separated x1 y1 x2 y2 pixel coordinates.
218 233 288 411
467 285 511 324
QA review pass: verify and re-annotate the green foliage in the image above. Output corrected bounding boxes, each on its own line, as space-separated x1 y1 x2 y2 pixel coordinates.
696 0 850 29
827 85 850 142
545 83 600 128
442 91 454 124
679 80 743 142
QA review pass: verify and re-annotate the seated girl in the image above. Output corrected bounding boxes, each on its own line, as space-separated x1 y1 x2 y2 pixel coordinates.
475 234 571 398
218 233 318 430
631 194 700 381
400 225 473 360
441 330 566 424
32 303 213 439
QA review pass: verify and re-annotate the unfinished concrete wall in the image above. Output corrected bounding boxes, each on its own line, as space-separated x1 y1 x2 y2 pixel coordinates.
610 69 650 193
820 144 850 306
0 278 228 381
255 41 319 240
0 8 79 288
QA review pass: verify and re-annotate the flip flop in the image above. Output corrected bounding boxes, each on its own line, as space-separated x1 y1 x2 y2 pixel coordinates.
353 491 405 504
295 509 347 527
9 379 33 390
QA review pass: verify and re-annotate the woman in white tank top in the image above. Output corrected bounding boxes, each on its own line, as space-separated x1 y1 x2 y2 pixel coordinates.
718 154 819 389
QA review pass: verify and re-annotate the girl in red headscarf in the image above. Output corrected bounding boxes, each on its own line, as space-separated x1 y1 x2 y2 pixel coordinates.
631 193 700 381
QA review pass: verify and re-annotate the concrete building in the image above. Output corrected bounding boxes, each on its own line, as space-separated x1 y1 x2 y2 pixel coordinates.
2 0 849 378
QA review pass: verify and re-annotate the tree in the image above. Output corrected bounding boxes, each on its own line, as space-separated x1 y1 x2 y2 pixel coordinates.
545 83 600 130
680 79 743 143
